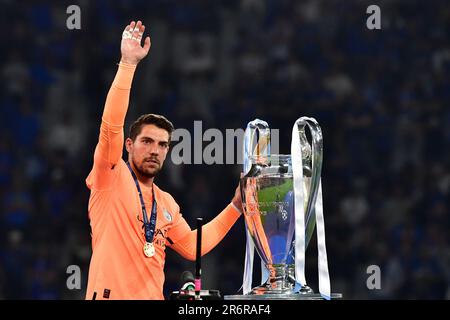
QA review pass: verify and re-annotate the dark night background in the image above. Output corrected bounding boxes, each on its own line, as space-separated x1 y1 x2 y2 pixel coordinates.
0 0 449 299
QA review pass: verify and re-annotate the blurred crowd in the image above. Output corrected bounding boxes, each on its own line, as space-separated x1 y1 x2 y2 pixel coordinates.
0 0 449 299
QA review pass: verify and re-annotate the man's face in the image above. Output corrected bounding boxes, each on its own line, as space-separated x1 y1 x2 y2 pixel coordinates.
126 124 170 179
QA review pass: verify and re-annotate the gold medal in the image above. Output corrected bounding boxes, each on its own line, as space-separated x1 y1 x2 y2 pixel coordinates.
143 242 155 258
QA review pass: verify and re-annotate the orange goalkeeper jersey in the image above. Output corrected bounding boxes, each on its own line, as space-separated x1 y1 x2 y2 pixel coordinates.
85 63 241 300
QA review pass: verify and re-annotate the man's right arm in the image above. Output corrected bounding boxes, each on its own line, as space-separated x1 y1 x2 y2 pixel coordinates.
93 63 136 172
88 20 151 190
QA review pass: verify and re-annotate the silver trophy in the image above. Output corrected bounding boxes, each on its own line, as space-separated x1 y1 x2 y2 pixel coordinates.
226 117 341 300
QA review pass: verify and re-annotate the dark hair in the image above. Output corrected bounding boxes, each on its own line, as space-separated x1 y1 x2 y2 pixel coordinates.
128 114 174 143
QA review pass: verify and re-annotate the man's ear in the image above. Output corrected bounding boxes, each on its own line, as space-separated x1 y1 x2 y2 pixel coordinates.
125 138 133 153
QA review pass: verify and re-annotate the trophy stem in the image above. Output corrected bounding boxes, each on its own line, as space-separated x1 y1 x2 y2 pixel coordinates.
251 264 295 295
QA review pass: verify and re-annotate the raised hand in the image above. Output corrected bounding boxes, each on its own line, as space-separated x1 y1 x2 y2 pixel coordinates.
120 20 151 65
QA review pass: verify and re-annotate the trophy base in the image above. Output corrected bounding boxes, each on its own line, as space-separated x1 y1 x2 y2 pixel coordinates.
249 283 313 295
224 293 343 300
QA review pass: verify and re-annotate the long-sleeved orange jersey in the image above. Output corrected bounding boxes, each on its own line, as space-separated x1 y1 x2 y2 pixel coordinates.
85 62 241 300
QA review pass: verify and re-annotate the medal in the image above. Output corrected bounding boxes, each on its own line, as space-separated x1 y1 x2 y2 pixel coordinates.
143 242 155 258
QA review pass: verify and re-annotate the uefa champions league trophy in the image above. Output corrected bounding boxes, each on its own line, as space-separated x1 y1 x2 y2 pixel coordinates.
225 117 341 300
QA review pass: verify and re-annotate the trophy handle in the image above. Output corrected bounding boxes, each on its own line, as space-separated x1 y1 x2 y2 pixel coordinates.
243 119 271 175
294 117 323 237
293 117 331 299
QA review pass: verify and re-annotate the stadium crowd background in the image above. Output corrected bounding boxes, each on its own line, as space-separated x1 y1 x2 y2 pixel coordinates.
0 0 449 299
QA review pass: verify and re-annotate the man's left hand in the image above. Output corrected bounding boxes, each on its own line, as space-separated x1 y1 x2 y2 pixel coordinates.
231 184 243 214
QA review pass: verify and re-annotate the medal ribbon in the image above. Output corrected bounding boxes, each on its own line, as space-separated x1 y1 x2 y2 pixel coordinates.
126 162 157 244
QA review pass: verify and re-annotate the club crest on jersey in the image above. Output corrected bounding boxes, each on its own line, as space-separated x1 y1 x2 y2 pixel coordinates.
163 208 172 222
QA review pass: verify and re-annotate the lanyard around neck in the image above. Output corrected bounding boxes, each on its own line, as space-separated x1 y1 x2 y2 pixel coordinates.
126 162 157 243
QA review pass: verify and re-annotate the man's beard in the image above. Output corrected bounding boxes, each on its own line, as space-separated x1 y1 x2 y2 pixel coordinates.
132 158 161 179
